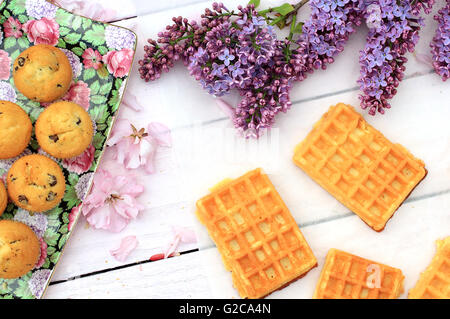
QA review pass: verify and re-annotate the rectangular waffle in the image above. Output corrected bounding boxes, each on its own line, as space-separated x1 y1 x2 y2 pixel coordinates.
408 237 450 299
293 103 427 231
196 168 317 299
313 249 404 299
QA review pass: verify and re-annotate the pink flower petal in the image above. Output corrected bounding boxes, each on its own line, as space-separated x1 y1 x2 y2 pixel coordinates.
147 122 172 147
172 226 197 244
122 91 143 112
110 236 139 262
163 226 197 258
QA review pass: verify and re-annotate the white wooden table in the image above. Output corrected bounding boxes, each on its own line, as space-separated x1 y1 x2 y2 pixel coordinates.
44 0 450 299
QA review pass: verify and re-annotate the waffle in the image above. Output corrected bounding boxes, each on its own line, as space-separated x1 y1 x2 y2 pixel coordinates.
408 237 450 299
196 168 317 299
313 249 404 299
293 103 427 231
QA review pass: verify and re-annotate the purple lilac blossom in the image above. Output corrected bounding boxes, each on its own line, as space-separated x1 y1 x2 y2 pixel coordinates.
25 0 58 19
61 48 82 78
13 209 48 238
28 269 52 298
358 0 436 115
0 81 17 102
75 172 95 200
105 25 136 50
430 0 450 81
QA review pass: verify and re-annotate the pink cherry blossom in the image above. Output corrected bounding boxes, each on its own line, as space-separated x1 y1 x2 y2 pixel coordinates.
82 48 103 70
107 119 172 174
82 168 145 232
62 144 95 174
102 48 134 78
0 50 11 80
61 80 91 110
110 236 139 262
3 17 22 38
23 17 60 46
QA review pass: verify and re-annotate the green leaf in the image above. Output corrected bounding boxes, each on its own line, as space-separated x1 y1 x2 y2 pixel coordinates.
64 33 82 45
3 37 16 50
17 36 29 48
97 46 108 55
55 9 73 27
7 0 26 15
59 26 71 37
44 229 59 247
17 14 28 24
80 41 87 50
82 24 105 46
273 3 295 16
82 18 92 30
89 104 108 123
71 47 84 56
63 185 81 207
99 82 113 95
72 16 82 31
293 22 303 34
248 0 260 8
68 173 79 186
92 132 106 149
83 68 96 81
57 38 66 49
90 80 100 95
91 95 107 105
50 251 61 264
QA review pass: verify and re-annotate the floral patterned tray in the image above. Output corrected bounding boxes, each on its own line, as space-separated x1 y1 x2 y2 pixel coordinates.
0 0 136 299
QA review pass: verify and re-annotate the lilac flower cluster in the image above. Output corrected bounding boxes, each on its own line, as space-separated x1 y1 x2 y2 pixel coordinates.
290 0 365 80
187 5 295 135
138 16 203 81
430 0 450 81
357 0 435 115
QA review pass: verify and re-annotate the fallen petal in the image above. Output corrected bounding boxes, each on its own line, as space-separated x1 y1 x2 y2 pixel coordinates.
110 236 139 262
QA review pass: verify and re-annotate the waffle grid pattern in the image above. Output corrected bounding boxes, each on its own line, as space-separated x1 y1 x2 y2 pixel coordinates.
196 168 317 299
314 249 404 299
408 237 450 299
293 103 427 231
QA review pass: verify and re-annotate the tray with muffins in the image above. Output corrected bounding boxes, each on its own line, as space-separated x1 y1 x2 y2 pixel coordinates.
0 0 136 298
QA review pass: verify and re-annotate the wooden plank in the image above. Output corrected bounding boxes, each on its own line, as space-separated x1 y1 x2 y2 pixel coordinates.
45 191 450 298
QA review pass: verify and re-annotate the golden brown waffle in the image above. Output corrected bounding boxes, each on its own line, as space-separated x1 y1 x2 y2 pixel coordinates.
313 249 404 299
196 168 317 299
408 237 450 299
293 103 427 231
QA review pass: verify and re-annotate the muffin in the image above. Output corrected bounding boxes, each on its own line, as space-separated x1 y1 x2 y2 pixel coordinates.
35 101 94 159
6 154 66 213
0 220 40 279
0 100 32 159
13 44 72 103
0 180 7 217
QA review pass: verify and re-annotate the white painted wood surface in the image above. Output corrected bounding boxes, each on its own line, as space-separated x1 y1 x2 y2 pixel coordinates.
45 0 449 299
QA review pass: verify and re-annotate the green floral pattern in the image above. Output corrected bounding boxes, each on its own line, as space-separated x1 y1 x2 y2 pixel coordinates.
0 0 136 299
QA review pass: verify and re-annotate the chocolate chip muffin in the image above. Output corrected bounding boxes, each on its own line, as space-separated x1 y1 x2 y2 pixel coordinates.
6 154 66 213
0 220 40 279
0 180 7 217
0 101 32 159
13 44 73 103
35 101 94 159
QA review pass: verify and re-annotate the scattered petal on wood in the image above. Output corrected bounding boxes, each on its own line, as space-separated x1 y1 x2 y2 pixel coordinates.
110 235 139 262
